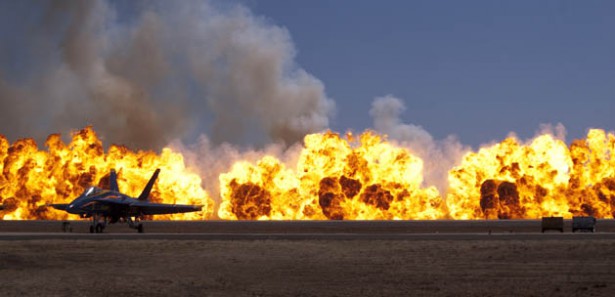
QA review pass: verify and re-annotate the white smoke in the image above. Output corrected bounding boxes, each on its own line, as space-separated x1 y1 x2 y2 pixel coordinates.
369 95 469 193
535 123 567 142
168 135 303 217
368 95 572 196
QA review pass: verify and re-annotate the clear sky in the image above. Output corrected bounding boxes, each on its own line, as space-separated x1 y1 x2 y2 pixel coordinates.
243 0 615 146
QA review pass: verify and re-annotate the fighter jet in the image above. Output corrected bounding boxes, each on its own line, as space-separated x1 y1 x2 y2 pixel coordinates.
50 169 202 233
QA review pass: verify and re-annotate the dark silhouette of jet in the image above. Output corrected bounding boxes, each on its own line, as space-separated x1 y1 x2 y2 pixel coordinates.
50 169 202 233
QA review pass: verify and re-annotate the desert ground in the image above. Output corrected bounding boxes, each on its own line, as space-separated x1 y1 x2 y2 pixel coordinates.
1 221 614 296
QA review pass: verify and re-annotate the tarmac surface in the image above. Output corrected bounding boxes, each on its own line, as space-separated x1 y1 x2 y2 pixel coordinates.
2 232 615 241
1 219 614 240
2 220 615 296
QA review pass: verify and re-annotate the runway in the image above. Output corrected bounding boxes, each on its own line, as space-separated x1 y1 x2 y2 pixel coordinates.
2 231 615 241
1 219 614 240
2 221 615 296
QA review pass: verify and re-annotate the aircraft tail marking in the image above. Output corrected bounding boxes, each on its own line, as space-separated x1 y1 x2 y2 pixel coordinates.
138 169 160 201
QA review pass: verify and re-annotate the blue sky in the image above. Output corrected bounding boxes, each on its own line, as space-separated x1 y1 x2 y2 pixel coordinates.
243 0 614 146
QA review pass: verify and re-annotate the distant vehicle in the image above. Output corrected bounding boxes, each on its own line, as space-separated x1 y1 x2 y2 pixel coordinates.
541 217 564 233
572 216 596 233
50 169 202 233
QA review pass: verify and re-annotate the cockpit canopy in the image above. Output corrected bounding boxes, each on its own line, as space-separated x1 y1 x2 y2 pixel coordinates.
83 186 103 197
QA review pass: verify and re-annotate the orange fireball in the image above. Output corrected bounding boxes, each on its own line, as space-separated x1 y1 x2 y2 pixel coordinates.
3 125 614 221
0 127 214 220
218 131 445 220
447 129 615 219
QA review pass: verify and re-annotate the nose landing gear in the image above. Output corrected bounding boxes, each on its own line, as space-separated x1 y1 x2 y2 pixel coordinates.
89 214 107 233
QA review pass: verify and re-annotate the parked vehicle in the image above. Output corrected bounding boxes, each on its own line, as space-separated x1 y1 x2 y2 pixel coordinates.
572 216 596 233
541 217 564 233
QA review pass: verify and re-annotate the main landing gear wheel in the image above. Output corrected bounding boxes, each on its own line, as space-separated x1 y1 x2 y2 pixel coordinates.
95 223 104 233
137 224 144 233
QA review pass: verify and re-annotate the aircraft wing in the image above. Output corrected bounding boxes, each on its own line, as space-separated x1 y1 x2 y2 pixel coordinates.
83 197 201 215
130 201 203 215
49 203 70 211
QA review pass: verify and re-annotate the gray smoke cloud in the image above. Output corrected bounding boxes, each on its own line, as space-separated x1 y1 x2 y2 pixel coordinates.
181 4 334 145
0 0 334 149
369 95 469 192
0 71 36 136
1 0 189 149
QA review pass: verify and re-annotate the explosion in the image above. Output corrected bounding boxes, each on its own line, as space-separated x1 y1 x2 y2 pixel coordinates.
0 127 214 220
2 126 614 221
447 129 615 219
218 131 445 220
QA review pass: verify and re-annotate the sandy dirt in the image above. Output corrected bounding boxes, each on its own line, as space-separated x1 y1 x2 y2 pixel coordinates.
1 238 614 297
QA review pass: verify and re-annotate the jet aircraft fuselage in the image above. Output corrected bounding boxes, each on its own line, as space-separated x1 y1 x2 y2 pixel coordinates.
51 169 202 233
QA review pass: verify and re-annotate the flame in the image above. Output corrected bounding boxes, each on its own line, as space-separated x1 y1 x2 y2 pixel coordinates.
2 126 614 221
218 131 445 220
447 129 615 219
0 127 214 220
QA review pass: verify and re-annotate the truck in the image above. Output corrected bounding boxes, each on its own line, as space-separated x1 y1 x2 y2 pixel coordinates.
541 217 564 233
572 216 596 233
